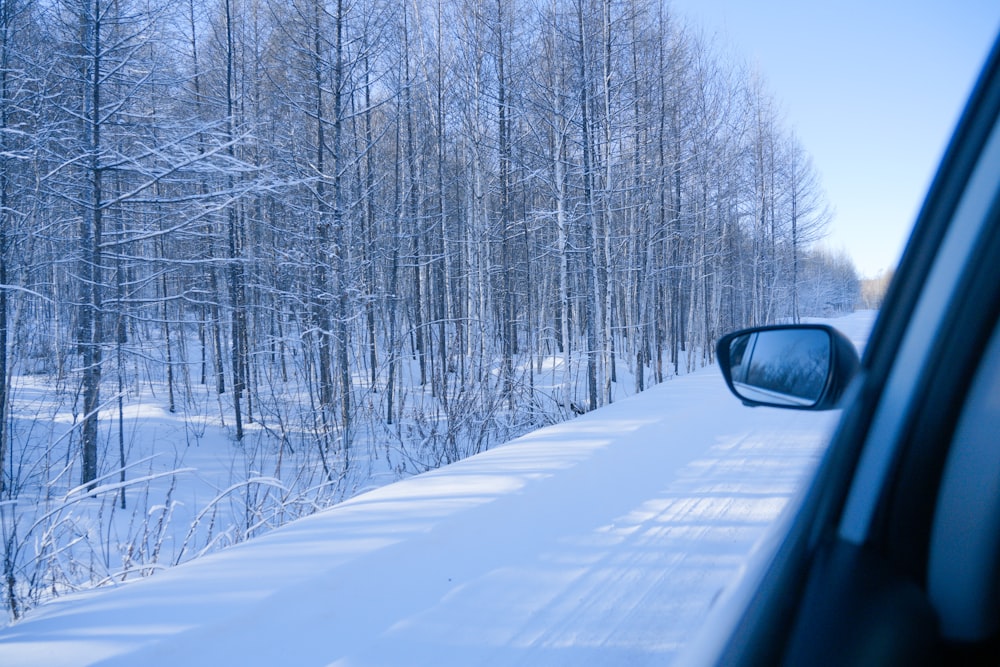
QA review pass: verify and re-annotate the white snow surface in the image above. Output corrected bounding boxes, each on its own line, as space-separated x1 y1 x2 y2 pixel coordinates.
0 312 876 666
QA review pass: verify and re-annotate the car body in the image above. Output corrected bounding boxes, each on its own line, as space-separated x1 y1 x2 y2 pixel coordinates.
684 30 1000 667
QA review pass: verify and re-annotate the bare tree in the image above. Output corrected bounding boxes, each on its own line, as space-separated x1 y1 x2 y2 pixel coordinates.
0 0 39 497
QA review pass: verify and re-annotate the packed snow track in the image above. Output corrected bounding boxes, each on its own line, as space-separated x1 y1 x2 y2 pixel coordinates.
0 313 875 666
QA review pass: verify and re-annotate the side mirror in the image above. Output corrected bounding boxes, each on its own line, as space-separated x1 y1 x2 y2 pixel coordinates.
716 324 860 410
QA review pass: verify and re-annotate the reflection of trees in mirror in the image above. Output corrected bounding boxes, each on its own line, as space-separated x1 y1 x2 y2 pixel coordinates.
729 334 751 369
744 330 830 402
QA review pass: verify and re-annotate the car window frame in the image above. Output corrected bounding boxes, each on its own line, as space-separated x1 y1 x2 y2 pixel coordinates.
839 88 1000 548
683 33 1000 667
870 187 1000 578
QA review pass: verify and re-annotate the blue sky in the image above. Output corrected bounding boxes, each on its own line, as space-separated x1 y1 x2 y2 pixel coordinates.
668 0 1000 278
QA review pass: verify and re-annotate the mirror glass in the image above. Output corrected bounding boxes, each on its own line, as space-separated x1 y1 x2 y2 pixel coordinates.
727 328 831 407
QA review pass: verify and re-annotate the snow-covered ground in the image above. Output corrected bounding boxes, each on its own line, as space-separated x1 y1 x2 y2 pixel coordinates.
0 312 876 666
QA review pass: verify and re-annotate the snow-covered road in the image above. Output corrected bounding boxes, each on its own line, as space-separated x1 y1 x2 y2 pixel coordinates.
0 312 875 666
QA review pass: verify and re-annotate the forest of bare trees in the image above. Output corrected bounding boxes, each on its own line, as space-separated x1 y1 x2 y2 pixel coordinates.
0 0 857 619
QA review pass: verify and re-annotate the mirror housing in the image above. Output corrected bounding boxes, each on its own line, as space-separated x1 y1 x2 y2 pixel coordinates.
716 324 860 410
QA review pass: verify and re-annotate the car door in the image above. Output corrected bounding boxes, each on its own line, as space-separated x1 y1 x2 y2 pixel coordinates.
683 31 1000 667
